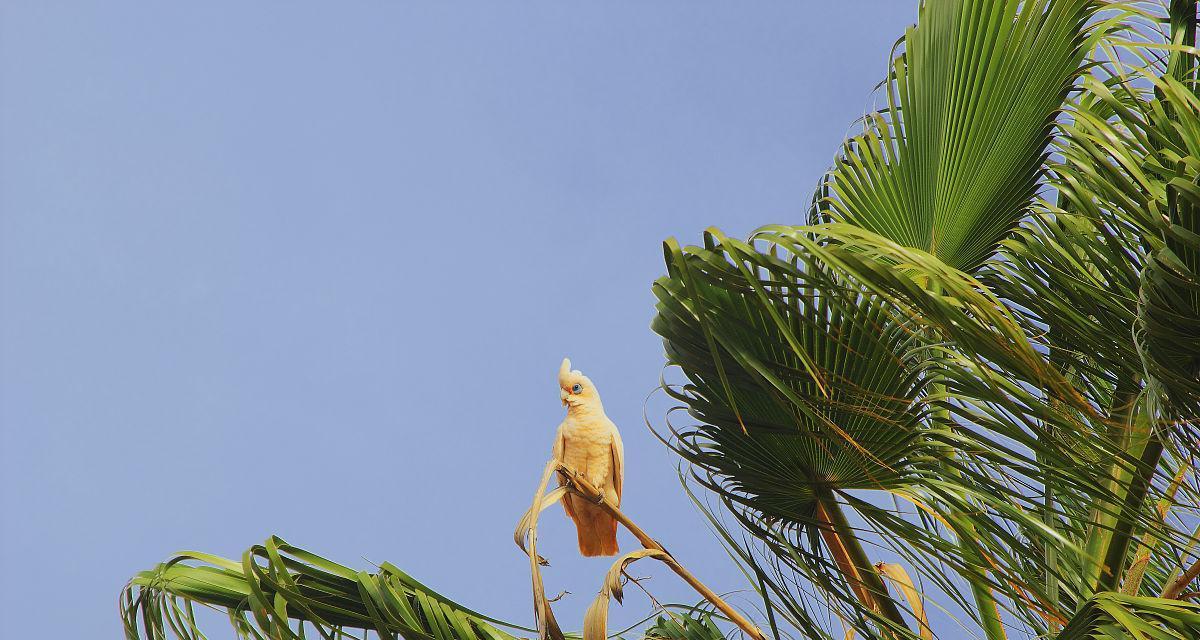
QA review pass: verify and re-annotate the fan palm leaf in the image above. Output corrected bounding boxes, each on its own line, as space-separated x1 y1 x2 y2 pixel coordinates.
652 232 929 516
651 225 1118 637
816 0 1102 273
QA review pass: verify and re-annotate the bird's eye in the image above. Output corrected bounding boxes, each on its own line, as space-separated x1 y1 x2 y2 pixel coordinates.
572 384 583 394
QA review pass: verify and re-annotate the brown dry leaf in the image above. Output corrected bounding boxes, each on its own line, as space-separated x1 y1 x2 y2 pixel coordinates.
583 549 671 640
526 460 567 640
514 485 567 564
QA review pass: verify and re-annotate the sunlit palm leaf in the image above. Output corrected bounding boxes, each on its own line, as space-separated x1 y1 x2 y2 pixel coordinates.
817 0 1100 273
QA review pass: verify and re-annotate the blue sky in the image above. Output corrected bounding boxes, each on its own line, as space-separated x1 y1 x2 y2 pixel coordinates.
1 3 918 637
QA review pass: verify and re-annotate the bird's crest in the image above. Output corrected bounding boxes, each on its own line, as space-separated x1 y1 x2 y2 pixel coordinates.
559 357 589 387
558 357 600 408
559 358 574 386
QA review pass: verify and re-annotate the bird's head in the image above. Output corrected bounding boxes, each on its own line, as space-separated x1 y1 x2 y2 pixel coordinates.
558 357 601 410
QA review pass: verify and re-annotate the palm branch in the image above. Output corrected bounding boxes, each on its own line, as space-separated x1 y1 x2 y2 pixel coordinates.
121 536 533 640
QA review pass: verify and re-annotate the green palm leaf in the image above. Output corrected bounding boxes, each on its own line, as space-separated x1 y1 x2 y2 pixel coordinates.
1135 72 1200 417
652 231 929 518
652 228 944 636
994 65 1200 423
644 613 727 640
122 536 532 640
984 14 1200 601
817 0 1101 273
651 227 1109 637
1056 593 1200 640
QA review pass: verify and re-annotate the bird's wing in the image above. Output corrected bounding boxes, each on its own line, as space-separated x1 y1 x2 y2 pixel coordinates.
610 424 624 504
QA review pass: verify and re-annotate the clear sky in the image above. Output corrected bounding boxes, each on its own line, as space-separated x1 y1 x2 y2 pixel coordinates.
1 3 918 637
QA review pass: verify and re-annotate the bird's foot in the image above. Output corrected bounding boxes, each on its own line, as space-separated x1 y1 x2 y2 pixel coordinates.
595 490 606 505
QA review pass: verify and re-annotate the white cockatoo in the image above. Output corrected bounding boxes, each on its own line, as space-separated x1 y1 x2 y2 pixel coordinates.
552 358 624 557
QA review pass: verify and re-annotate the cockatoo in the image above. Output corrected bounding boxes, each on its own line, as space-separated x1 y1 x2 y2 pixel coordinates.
552 358 624 557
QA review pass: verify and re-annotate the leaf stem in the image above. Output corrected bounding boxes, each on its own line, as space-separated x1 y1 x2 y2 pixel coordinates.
1162 554 1200 599
1095 435 1165 593
813 486 912 636
1083 382 1141 591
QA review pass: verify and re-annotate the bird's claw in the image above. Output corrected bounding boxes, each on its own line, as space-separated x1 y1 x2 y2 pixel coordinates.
595 490 606 505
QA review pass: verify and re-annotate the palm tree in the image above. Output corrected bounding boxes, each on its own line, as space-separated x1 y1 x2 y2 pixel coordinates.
123 1 1200 638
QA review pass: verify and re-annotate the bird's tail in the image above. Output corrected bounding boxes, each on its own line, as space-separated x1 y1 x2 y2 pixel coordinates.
577 510 619 557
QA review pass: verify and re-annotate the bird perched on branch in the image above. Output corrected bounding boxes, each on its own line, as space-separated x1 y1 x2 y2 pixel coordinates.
552 358 624 557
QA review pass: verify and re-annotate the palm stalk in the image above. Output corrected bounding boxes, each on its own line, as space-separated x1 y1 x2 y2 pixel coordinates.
812 486 911 634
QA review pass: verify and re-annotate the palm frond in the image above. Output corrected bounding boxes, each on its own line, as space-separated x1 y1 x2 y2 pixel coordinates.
651 226 1118 637
121 536 531 640
644 613 730 640
981 10 1200 602
1056 593 1200 639
816 0 1102 273
652 231 929 516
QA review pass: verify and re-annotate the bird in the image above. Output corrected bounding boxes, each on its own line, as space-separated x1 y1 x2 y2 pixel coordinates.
551 357 624 557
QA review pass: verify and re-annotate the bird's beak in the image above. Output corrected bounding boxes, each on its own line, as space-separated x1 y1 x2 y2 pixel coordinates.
560 388 569 406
